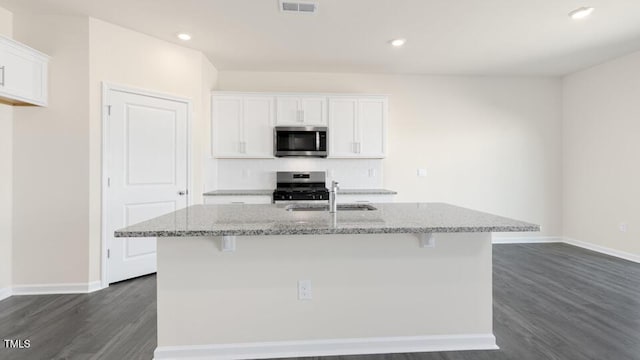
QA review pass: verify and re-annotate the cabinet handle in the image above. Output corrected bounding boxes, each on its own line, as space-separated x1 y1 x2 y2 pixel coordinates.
357 142 362 153
239 141 247 154
0 66 4 87
297 110 304 122
300 110 305 123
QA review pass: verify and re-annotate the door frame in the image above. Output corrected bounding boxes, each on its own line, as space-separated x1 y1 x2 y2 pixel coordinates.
101 82 193 289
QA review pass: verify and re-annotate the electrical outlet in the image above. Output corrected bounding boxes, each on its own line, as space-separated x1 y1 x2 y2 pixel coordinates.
298 280 312 300
619 223 628 233
417 168 427 177
368 168 376 177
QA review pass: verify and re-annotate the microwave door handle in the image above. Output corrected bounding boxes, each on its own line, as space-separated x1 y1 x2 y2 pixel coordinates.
316 132 320 151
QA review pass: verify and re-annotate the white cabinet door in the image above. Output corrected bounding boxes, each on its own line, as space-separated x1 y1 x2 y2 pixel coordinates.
212 96 243 157
276 96 302 125
338 194 395 204
243 96 274 157
328 97 358 157
328 96 387 158
0 36 48 106
358 98 387 158
300 97 326 125
276 96 326 125
204 195 272 204
212 95 274 158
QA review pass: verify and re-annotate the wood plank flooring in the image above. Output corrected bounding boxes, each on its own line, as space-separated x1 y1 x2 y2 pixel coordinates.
0 243 638 360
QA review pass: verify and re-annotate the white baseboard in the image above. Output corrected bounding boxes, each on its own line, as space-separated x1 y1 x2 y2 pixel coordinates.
0 287 12 302
492 235 640 264
153 333 498 360
11 281 104 296
563 237 640 264
87 280 104 293
492 236 562 244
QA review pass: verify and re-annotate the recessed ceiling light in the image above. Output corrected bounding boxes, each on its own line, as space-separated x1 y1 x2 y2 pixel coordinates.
177 33 192 41
390 38 407 47
569 7 594 20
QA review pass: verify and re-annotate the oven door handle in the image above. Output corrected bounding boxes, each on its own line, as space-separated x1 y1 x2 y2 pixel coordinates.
315 132 320 151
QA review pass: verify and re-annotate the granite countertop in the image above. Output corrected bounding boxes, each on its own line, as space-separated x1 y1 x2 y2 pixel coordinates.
114 202 539 238
203 189 398 196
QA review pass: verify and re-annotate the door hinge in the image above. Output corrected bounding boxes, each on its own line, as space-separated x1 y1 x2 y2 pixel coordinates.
107 249 111 259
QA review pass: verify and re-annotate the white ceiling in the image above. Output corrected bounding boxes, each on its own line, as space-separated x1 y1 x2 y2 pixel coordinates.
2 0 640 75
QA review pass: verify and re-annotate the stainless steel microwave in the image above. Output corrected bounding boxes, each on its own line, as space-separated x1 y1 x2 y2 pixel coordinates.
274 126 328 157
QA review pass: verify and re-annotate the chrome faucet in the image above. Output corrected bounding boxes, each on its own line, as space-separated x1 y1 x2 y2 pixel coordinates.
329 180 339 213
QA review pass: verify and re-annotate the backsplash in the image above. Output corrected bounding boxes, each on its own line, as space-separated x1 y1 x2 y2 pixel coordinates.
206 158 384 190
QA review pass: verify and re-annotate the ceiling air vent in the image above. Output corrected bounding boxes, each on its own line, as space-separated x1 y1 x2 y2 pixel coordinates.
279 0 318 14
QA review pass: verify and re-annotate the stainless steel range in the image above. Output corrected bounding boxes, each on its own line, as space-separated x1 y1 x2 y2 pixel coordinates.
272 171 329 202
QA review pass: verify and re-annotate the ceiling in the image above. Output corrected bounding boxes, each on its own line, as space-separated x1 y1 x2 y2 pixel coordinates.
2 0 640 76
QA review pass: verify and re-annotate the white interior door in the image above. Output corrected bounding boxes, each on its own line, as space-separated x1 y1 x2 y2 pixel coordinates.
106 89 189 284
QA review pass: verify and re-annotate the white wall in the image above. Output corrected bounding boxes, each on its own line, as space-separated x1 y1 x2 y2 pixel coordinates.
88 18 218 281
12 14 91 285
6 14 218 287
218 71 563 238
0 5 13 293
563 51 640 256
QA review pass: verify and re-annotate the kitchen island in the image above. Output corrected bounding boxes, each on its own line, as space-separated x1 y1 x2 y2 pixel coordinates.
115 202 538 360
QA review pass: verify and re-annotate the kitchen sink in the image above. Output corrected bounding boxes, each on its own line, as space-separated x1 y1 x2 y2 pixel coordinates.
285 204 377 211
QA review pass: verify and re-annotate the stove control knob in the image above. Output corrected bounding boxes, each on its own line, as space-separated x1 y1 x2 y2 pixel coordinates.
288 195 292 200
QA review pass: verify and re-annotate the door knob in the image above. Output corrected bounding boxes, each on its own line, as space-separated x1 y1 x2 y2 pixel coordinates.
178 190 187 196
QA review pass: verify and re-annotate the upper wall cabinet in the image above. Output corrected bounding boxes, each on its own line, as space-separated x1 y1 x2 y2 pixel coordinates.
328 96 387 158
212 94 274 158
211 92 387 159
0 36 49 107
276 96 327 126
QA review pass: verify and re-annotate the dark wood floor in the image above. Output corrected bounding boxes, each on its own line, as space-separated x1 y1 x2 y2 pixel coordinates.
1 243 639 360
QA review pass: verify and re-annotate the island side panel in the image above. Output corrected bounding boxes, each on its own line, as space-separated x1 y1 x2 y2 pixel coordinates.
157 232 492 347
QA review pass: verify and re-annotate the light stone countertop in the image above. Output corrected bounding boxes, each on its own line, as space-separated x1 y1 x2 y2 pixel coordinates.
202 189 398 196
115 202 539 238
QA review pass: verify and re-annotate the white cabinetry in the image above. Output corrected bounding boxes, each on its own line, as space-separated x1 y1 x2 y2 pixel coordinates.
328 96 387 158
212 94 274 158
204 196 272 205
0 36 49 106
276 96 327 126
338 194 395 204
211 92 388 159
